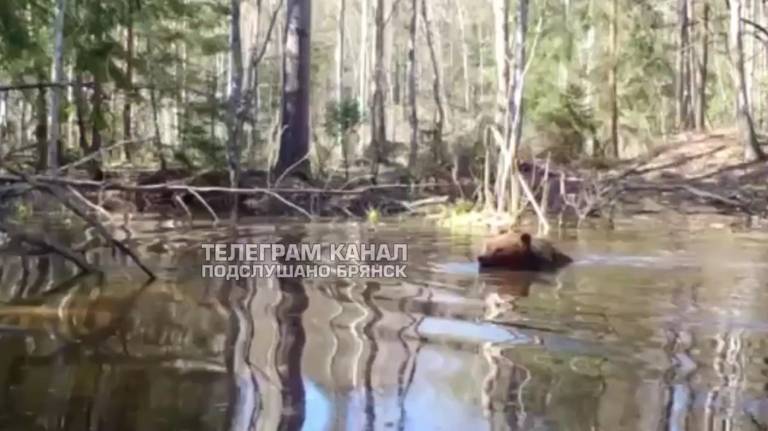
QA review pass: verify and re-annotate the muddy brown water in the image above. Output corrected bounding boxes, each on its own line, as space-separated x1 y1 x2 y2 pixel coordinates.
1 216 768 431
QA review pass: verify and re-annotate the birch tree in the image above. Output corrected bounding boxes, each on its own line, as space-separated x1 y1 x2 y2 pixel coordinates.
493 0 529 214
492 0 509 132
729 0 766 161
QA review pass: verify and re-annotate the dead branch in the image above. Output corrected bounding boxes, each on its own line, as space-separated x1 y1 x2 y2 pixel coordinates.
56 137 154 175
401 195 449 211
1 166 156 280
516 171 550 234
0 172 459 197
0 221 100 273
186 188 220 223
0 81 95 92
173 193 193 219
66 185 113 219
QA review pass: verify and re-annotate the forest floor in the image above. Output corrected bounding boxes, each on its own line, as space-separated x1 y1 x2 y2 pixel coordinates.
607 128 768 228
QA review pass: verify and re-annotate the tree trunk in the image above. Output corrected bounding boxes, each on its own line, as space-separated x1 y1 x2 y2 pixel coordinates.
228 0 244 217
454 0 471 111
35 84 48 172
275 0 312 178
336 0 346 103
504 0 529 214
478 24 485 108
336 0 347 177
421 0 445 164
91 82 104 174
493 0 529 215
0 92 7 147
582 0 598 156
609 0 619 158
72 73 100 178
729 0 766 161
559 0 571 90
369 0 387 179
48 0 66 172
20 97 28 151
123 0 134 163
146 39 167 171
407 0 419 169
492 0 509 131
492 0 508 209
697 3 709 130
358 0 369 111
677 0 694 130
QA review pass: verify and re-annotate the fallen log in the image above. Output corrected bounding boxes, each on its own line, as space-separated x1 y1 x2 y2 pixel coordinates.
0 173 458 196
0 81 95 92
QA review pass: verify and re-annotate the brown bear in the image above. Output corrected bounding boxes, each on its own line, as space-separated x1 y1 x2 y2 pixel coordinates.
478 232 573 272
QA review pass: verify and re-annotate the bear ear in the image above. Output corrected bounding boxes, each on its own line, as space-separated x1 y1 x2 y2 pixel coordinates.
520 233 532 245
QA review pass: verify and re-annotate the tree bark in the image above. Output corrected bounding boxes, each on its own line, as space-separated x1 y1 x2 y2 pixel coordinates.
454 0 471 111
369 0 387 179
582 0 598 156
478 24 485 108
406 0 419 170
729 0 766 161
609 0 619 158
358 0 370 111
504 0 529 214
90 81 104 177
228 0 244 217
145 39 167 171
491 0 508 210
0 92 7 148
123 0 135 163
275 0 312 178
48 0 66 172
336 0 346 103
421 0 445 164
72 72 100 178
677 0 694 130
493 0 529 215
697 3 709 130
492 0 509 132
35 84 48 172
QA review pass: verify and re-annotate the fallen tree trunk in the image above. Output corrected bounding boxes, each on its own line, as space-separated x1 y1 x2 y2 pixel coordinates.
0 173 458 196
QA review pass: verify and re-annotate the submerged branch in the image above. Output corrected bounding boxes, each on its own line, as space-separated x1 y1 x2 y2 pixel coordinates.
0 165 156 280
0 221 100 273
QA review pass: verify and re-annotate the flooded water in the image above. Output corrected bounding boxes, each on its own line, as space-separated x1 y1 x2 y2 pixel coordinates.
1 217 768 431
